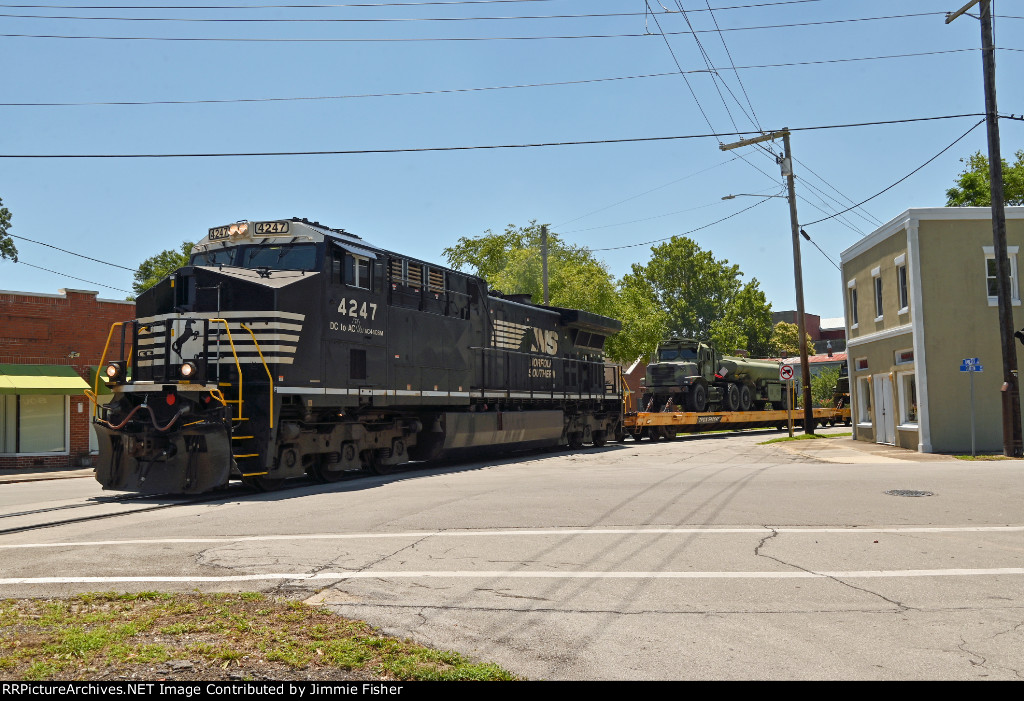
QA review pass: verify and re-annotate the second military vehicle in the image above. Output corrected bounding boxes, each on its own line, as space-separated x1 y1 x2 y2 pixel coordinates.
641 337 786 413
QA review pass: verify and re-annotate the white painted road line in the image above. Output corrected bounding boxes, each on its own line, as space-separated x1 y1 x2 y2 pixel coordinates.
3 568 1024 585
3 525 1024 550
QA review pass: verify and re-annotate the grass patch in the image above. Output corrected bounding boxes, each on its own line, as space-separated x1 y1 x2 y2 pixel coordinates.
0 592 519 682
760 431 851 444
954 454 1023 460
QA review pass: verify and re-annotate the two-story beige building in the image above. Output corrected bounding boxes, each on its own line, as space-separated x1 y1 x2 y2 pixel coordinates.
840 207 1024 453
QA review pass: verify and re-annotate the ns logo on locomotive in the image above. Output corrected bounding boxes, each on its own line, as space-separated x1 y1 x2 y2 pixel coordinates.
90 219 624 494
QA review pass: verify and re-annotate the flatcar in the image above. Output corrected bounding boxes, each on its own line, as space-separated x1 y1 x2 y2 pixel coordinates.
91 218 623 494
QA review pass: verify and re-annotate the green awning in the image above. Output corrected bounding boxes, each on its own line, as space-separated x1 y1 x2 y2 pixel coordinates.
0 364 91 395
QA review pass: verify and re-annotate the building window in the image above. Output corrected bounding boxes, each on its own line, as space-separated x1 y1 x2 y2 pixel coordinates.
897 263 908 313
898 372 917 426
894 349 913 365
984 246 1020 306
0 395 68 454
847 281 858 328
857 376 872 425
855 357 868 372
872 267 883 321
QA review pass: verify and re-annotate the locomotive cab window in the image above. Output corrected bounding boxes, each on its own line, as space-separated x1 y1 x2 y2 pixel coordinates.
345 255 372 289
239 243 318 271
191 247 236 267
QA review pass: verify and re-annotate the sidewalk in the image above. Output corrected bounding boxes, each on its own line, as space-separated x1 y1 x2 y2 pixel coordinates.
0 465 96 485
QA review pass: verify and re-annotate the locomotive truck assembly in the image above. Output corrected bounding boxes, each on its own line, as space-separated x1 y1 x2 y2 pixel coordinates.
90 218 623 494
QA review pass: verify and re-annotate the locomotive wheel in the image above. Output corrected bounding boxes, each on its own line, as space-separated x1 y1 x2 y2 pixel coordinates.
738 384 753 412
723 383 741 411
309 455 346 483
568 432 585 449
364 450 395 476
592 430 607 448
686 383 708 412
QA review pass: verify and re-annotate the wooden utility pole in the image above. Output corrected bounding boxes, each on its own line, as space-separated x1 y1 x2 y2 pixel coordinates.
540 224 549 305
720 129 814 433
947 1 1023 456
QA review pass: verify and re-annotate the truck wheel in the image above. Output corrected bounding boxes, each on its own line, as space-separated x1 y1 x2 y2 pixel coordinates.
724 383 740 411
687 383 708 412
739 384 753 412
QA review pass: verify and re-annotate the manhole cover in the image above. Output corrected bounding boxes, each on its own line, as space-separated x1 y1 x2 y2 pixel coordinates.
884 489 934 497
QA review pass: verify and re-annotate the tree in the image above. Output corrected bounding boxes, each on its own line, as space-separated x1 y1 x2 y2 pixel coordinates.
946 149 1024 207
444 219 629 339
810 365 842 408
620 236 774 356
0 197 16 262
132 241 193 298
768 321 814 358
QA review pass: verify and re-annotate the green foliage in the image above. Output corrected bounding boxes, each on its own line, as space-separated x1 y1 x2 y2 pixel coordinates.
769 321 814 358
946 149 1024 207
443 221 628 360
622 236 773 357
0 196 16 262
131 241 193 298
810 365 842 408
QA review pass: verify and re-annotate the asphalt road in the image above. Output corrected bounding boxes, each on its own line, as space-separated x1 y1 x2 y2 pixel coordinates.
2 428 1023 680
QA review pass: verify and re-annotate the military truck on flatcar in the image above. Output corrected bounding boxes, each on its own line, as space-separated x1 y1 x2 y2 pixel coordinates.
641 337 785 412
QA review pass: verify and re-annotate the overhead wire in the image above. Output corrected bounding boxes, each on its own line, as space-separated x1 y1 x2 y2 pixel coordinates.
14 261 132 293
800 118 986 229
0 114 988 159
0 12 952 42
0 1 825 9
1 50 985 107
7 233 139 271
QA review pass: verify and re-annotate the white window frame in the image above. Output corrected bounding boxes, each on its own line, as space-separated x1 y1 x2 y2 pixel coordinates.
871 266 883 322
856 376 873 426
0 395 70 456
847 279 858 329
897 370 918 429
983 246 1020 307
894 253 909 314
894 348 914 365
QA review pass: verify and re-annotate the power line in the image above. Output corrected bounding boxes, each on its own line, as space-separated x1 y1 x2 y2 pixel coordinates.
800 118 986 228
0 113 988 159
14 260 132 293
0 49 988 108
0 13 950 42
0 1 823 9
586 197 774 252
8 233 139 271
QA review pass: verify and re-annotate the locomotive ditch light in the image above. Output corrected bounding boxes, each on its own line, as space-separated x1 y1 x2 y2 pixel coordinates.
103 361 127 385
180 361 197 379
178 359 206 384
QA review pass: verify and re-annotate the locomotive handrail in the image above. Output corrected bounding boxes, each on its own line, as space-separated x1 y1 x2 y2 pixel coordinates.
239 322 274 430
92 321 130 418
208 319 246 425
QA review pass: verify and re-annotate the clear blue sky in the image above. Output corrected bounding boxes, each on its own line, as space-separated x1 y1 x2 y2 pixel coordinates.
1 0 1021 320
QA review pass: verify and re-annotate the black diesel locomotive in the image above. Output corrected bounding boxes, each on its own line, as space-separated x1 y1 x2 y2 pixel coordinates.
92 218 623 494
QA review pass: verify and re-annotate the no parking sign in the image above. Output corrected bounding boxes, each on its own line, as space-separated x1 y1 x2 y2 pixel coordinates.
780 364 794 381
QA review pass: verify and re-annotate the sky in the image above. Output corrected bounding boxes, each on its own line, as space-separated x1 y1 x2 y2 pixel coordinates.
1 0 1022 321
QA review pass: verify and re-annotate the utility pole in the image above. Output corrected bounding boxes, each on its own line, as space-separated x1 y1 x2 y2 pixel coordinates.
540 224 549 305
947 1 1023 456
721 129 814 434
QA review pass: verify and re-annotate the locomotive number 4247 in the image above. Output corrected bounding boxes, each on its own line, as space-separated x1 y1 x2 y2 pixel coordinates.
338 298 378 321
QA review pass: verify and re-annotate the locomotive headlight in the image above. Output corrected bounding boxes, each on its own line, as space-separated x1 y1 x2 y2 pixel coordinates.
103 361 126 384
180 361 197 379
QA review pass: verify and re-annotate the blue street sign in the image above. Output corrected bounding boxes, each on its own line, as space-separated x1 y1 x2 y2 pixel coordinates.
960 358 983 372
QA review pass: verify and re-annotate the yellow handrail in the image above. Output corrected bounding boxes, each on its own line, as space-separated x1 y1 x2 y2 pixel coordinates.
209 319 246 425
92 321 127 418
240 322 274 429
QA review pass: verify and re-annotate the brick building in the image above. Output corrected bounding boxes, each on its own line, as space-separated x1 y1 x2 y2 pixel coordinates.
0 289 135 470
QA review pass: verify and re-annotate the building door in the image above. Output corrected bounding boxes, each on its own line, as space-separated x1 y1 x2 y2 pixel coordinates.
873 374 895 445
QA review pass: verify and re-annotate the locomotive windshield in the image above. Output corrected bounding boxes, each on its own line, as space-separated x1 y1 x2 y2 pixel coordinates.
190 243 320 271
658 347 698 361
